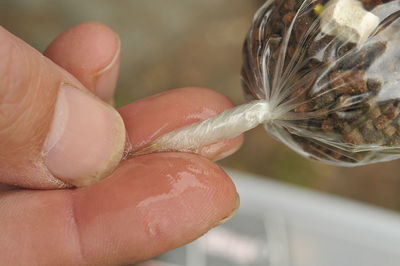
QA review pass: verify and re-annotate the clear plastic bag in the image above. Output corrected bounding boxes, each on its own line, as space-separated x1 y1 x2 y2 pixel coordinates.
241 0 400 165
140 0 400 166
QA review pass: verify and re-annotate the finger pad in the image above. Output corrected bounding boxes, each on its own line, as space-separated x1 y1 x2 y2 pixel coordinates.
72 152 237 264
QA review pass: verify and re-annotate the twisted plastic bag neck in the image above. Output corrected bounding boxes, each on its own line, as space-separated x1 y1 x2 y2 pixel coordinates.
135 100 270 155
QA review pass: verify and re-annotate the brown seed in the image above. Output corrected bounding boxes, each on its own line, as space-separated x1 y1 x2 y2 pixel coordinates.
337 42 356 57
287 45 296 58
374 115 390 130
388 135 400 146
314 92 336 109
308 36 334 58
386 107 400 120
330 70 368 95
351 114 369 128
384 125 397 137
294 15 313 41
361 124 385 144
330 150 343 160
307 119 322 132
281 0 296 13
290 87 306 98
364 41 387 68
282 12 296 25
344 128 364 145
322 118 335 132
367 79 382 94
315 108 330 119
341 122 353 134
361 120 374 131
367 105 382 119
292 87 312 113
361 0 384 10
360 124 373 143
338 48 366 70
294 102 311 113
252 28 264 43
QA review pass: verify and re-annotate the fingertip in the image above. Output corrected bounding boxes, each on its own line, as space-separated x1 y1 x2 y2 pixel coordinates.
44 22 120 102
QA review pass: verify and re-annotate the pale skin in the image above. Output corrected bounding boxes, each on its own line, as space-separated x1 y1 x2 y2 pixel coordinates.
0 22 243 265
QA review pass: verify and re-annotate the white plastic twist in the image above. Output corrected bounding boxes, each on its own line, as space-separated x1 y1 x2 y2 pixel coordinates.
135 100 270 155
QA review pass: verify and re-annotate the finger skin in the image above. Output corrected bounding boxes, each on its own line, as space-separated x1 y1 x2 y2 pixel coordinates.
0 153 237 265
0 26 87 188
119 88 244 161
0 26 124 189
44 22 120 102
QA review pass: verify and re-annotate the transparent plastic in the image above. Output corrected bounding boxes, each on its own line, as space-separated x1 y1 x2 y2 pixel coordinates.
139 0 400 166
241 0 400 165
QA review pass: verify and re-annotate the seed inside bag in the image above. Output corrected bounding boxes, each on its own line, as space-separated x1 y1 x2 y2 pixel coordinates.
241 0 400 165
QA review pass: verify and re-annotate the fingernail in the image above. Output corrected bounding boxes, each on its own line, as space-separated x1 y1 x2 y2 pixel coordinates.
216 193 240 226
43 84 126 187
94 34 121 104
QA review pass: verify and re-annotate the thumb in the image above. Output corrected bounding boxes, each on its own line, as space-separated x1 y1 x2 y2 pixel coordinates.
0 26 126 189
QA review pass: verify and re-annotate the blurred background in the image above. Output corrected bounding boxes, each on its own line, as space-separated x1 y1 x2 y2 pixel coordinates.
1 0 400 211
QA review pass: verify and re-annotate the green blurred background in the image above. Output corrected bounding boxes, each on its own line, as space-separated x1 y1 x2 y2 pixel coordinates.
1 0 400 210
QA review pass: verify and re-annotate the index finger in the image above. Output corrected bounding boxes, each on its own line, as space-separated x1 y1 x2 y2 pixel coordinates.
119 87 244 161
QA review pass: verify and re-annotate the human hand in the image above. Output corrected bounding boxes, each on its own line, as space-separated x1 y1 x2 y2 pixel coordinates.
0 22 242 265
